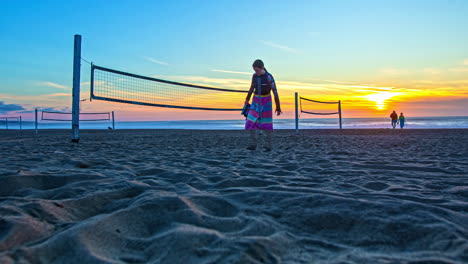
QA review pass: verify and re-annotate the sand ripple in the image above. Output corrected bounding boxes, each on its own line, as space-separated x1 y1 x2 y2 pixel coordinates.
0 129 467 263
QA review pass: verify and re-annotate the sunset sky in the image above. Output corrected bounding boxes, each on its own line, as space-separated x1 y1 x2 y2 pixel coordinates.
1 0 467 121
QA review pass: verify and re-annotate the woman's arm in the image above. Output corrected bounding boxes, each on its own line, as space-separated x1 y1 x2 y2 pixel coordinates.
245 75 255 104
269 74 282 115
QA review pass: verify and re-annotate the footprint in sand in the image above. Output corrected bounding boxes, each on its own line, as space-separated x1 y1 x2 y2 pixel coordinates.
362 181 389 191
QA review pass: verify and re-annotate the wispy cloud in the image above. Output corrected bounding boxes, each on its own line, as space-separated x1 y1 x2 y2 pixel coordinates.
380 68 410 75
48 93 71 97
211 69 252 75
17 106 71 114
449 67 468 73
80 81 105 86
167 75 250 88
423 68 442 75
163 75 397 97
37 81 69 90
144 56 169 66
310 79 356 84
259 40 300 54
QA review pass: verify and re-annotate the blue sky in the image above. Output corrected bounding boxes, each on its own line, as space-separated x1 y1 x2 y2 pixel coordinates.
1 0 467 118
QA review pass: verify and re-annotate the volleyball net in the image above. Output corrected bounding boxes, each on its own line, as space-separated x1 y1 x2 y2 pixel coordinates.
295 93 342 133
41 111 112 122
90 65 248 111
0 116 22 130
35 110 115 133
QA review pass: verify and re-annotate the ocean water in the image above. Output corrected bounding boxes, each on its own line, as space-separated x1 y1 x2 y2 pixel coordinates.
2 116 468 130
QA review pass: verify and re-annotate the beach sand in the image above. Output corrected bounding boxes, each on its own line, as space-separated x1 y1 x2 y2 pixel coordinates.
0 129 467 264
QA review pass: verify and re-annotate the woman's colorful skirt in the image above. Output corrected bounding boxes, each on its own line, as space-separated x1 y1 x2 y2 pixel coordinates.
245 94 273 130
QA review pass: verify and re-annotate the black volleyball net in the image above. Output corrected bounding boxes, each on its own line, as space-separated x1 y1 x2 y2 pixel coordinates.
41 111 112 121
295 93 342 133
90 65 248 111
299 97 341 115
34 110 115 133
0 116 22 130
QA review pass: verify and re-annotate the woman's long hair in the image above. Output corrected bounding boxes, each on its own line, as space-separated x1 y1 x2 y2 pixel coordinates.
252 59 267 73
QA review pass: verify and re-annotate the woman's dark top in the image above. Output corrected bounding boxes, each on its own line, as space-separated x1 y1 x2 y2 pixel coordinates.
252 72 276 95
246 72 278 103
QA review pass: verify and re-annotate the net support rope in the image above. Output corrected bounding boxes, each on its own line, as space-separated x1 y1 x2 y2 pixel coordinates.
90 64 248 111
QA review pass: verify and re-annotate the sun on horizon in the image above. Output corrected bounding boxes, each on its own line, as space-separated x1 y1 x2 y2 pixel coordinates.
365 92 403 111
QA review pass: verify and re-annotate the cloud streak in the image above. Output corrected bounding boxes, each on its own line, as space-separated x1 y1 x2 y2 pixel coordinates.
310 79 356 84
423 68 442 75
449 67 468 73
38 81 69 90
144 56 169 66
211 69 252 75
380 68 410 75
259 40 300 54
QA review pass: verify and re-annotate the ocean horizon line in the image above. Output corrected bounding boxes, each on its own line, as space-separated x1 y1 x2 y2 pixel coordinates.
4 115 468 123
2 116 468 130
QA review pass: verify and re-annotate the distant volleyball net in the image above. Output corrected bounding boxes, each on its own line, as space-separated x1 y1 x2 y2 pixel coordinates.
295 92 342 134
35 109 115 133
0 116 22 130
90 65 248 111
41 111 112 122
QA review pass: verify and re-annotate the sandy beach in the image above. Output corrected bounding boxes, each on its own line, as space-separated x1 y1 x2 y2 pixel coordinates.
0 129 467 264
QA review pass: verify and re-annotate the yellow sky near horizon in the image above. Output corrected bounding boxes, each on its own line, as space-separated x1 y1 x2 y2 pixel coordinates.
2 59 467 121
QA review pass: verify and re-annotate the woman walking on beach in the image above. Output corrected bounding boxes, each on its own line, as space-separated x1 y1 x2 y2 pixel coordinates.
244 59 282 151
398 113 406 129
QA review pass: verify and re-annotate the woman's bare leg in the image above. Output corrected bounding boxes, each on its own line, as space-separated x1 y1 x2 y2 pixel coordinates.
265 130 272 151
247 130 257 150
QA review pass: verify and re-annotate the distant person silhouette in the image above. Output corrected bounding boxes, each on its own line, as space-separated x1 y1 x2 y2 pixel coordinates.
390 111 398 128
398 113 405 129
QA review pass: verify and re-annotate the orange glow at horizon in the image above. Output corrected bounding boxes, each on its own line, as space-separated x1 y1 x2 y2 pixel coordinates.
4 73 468 121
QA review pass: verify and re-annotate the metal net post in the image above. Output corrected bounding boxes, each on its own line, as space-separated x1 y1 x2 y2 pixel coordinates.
71 34 81 143
295 92 299 135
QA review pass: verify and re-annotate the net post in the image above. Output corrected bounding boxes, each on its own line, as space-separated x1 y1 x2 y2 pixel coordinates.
90 62 94 101
35 109 38 134
338 100 342 129
295 92 299 135
71 34 81 143
19 116 22 130
112 111 115 130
